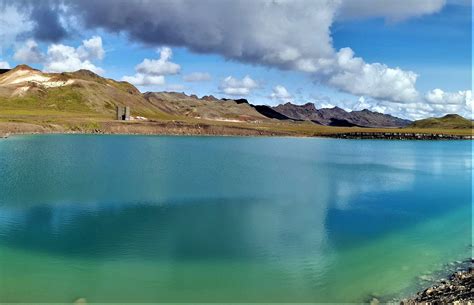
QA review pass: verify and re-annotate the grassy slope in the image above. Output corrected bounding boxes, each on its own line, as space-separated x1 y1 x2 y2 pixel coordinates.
1 106 472 137
1 94 471 137
0 67 471 137
408 114 473 129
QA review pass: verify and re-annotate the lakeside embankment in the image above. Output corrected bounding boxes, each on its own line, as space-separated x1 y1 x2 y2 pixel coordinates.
401 260 473 304
327 132 473 140
0 120 288 138
0 120 472 140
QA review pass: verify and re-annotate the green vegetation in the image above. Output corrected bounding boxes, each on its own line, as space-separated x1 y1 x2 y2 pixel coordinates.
0 65 471 138
408 114 473 129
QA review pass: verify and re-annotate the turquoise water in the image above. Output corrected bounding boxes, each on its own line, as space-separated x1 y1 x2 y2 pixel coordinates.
0 135 471 303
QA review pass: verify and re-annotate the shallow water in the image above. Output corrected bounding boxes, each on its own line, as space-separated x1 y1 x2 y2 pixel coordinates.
0 135 471 303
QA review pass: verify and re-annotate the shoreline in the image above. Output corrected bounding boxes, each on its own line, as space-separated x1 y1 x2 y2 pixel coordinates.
326 132 473 140
3 130 473 141
1 120 472 140
401 260 473 304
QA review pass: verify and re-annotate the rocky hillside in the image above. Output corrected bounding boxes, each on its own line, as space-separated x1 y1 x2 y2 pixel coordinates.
144 92 267 121
273 102 411 127
408 114 473 129
2 65 470 131
0 65 269 122
0 65 166 116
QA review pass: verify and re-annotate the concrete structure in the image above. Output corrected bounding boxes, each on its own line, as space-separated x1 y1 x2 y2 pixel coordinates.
116 106 131 121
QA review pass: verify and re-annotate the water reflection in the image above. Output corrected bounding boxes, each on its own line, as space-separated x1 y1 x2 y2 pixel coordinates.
0 136 471 303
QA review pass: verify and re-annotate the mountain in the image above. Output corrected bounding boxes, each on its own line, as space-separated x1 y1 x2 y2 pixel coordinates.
0 65 271 122
2 65 469 133
0 65 164 116
408 114 473 129
273 102 411 128
221 98 293 120
144 92 267 121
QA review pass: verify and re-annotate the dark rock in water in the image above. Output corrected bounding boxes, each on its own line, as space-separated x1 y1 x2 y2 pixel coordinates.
74 297 87 304
369 297 380 305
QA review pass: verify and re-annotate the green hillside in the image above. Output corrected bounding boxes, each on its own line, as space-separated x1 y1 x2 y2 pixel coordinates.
408 114 473 129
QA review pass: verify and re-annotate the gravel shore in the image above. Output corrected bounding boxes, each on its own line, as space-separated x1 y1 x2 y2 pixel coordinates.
401 262 473 304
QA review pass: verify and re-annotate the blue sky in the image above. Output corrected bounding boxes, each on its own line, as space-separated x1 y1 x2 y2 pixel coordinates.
332 3 471 92
0 0 471 119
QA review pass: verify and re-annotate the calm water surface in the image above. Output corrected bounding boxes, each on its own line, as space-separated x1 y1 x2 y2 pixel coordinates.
0 135 471 303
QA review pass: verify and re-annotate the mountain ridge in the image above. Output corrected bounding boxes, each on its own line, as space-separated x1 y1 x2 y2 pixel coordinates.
1 65 471 131
273 102 412 128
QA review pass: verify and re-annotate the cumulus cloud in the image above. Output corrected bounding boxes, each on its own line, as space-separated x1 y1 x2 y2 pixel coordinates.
326 48 420 103
136 47 180 76
0 4 34 50
44 43 104 73
0 61 10 69
353 96 389 114
219 75 259 96
11 36 105 73
13 39 44 63
270 85 293 104
43 36 105 73
367 89 473 120
122 74 165 86
21 0 432 106
183 72 211 82
346 90 473 120
2 0 469 119
424 89 472 118
122 47 180 86
77 36 105 60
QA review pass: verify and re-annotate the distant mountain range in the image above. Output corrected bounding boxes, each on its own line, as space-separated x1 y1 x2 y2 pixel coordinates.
272 102 411 128
0 65 470 130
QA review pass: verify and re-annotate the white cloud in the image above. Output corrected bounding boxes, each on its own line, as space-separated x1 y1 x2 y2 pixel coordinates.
183 72 211 82
425 89 471 105
136 47 180 76
122 47 180 86
348 90 473 120
3 0 469 120
219 75 259 96
270 85 293 104
122 74 165 86
353 96 388 114
13 39 44 63
0 5 34 51
12 36 106 74
326 48 420 103
425 89 473 118
44 41 104 74
320 102 336 109
0 61 10 69
77 36 105 60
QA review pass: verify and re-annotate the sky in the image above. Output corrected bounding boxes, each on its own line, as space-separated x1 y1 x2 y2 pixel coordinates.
0 0 471 120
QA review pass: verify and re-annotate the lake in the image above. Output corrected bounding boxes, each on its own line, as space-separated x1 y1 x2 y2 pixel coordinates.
0 135 471 303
